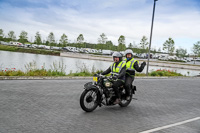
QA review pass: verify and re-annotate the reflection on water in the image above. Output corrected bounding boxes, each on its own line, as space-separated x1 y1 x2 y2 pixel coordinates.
0 51 111 74
0 50 200 76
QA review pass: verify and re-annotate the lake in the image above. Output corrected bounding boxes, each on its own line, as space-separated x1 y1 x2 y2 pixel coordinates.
0 50 199 76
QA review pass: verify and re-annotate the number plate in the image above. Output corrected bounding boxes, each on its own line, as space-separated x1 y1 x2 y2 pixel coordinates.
93 77 98 82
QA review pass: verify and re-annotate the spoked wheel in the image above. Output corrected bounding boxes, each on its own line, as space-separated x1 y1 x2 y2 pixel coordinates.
119 89 133 107
80 88 99 112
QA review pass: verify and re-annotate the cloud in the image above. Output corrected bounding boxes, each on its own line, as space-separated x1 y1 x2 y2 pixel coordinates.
0 0 200 53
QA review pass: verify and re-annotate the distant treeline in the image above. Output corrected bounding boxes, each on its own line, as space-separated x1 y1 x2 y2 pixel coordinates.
0 29 156 54
0 28 200 57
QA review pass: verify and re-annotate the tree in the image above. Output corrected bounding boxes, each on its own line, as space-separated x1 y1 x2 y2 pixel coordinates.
59 33 68 47
98 33 107 44
34 32 42 45
118 35 126 51
77 34 84 44
139 36 149 54
8 31 16 41
47 32 55 46
0 29 4 38
132 41 138 48
134 48 142 56
176 48 187 58
152 48 157 55
19 31 28 43
163 37 175 55
128 43 133 48
192 41 200 57
105 40 114 50
158 47 161 52
118 35 125 45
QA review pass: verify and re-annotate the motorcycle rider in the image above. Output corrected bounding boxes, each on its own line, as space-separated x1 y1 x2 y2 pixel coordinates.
124 49 146 100
101 52 126 104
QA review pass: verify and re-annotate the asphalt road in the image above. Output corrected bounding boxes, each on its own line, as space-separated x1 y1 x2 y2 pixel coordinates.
0 78 200 133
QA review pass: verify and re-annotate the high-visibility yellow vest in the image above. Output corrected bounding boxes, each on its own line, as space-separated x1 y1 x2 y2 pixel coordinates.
110 61 126 76
124 58 139 71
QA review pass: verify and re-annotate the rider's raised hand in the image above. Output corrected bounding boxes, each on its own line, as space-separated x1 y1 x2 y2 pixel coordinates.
141 61 146 67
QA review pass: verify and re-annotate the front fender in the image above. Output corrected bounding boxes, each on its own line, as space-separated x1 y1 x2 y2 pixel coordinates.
83 82 102 104
84 82 98 90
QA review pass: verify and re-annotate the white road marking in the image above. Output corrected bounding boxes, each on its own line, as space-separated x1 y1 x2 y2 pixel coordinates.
139 117 200 133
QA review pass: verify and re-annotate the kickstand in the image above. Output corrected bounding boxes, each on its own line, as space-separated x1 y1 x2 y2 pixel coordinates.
132 97 138 100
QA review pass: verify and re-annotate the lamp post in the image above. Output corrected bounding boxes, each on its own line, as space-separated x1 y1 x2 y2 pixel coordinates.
146 0 158 76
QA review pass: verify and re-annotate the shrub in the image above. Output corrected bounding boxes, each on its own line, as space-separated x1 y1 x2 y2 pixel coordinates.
149 69 183 76
149 71 158 76
0 61 67 76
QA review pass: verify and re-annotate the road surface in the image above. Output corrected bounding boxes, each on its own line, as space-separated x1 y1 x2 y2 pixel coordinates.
0 78 200 133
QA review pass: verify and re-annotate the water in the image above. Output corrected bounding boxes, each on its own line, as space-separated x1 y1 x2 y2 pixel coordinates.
0 51 111 74
0 50 200 76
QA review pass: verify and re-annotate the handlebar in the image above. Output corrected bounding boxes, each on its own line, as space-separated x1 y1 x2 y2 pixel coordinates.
94 73 117 81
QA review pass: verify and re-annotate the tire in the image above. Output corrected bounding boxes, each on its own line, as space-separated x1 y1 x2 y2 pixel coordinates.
80 88 99 112
119 89 133 107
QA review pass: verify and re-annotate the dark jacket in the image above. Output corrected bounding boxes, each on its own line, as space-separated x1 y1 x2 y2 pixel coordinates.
126 59 146 76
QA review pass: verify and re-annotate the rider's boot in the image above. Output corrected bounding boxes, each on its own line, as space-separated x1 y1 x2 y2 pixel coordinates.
126 89 131 100
114 98 121 104
126 96 131 100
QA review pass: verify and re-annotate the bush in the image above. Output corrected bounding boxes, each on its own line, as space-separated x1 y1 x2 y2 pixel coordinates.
0 61 184 77
149 69 183 76
0 61 67 76
158 59 186 63
149 71 158 76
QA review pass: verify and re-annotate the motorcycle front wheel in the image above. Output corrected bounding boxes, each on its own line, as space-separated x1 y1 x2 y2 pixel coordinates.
80 88 99 112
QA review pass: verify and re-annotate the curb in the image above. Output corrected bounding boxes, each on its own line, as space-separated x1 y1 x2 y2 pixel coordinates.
0 76 92 80
0 76 200 80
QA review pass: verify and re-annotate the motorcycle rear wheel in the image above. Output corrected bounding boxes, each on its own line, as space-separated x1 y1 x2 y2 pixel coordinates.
119 90 133 107
80 88 99 112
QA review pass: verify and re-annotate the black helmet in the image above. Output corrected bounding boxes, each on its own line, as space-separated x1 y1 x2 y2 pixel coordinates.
112 52 122 62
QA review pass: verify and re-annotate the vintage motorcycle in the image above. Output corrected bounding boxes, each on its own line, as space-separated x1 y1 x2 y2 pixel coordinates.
80 74 136 112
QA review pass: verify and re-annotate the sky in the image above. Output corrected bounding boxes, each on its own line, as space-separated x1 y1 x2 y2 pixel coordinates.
0 0 200 54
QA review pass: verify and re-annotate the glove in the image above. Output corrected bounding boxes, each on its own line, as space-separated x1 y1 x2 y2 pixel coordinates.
141 61 146 67
93 73 98 76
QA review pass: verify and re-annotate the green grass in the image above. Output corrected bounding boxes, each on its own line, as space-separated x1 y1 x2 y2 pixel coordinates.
0 60 66 76
0 44 60 56
66 69 183 77
0 70 183 77
135 73 147 76
67 71 93 76
149 69 183 76
0 69 66 76
67 69 103 76
158 59 186 63
0 60 184 77
0 68 183 77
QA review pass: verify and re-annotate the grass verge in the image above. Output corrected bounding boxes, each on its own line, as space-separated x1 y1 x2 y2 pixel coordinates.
0 69 183 77
0 60 184 77
0 44 60 56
